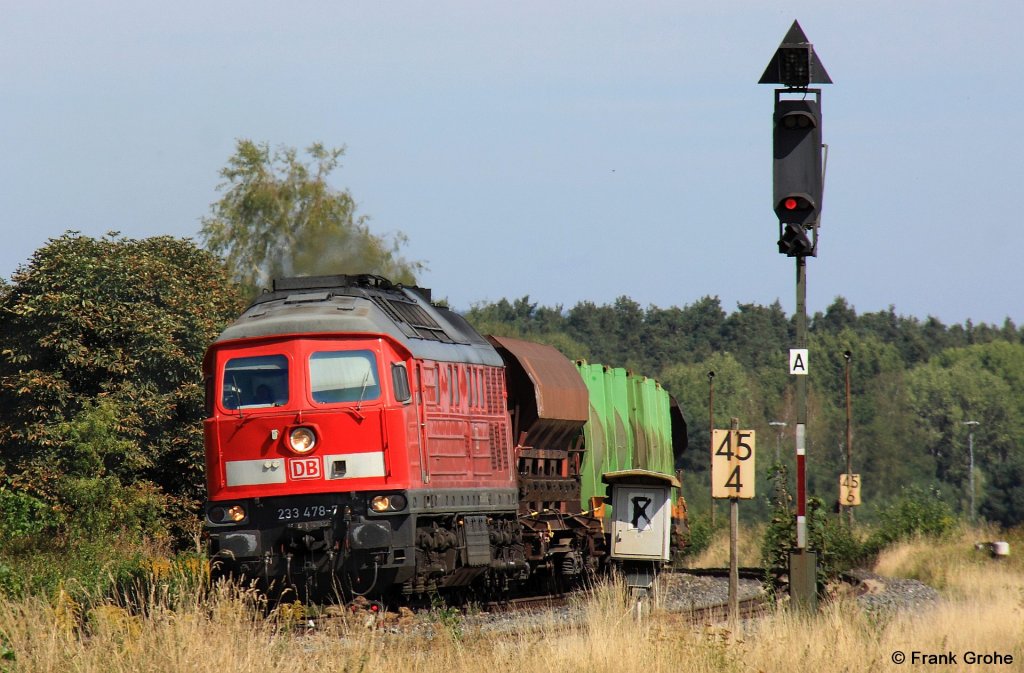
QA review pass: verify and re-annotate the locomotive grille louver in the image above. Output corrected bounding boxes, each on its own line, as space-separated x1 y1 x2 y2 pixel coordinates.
368 296 454 343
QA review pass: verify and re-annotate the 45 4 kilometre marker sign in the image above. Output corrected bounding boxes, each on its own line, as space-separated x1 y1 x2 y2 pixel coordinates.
712 429 757 499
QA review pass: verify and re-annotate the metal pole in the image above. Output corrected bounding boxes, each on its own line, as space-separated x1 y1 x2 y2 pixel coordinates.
795 257 807 550
729 417 740 623
963 420 979 522
769 421 786 464
708 371 716 528
788 255 817 612
844 350 853 527
969 430 975 522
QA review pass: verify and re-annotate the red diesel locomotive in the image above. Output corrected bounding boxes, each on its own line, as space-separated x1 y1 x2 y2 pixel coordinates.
203 274 683 601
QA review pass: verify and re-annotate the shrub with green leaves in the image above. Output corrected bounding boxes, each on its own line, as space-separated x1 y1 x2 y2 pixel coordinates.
678 513 713 560
0 233 244 536
0 488 50 541
863 484 957 555
761 464 869 584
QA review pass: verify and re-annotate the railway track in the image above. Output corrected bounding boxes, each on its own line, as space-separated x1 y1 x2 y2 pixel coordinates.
310 568 774 634
682 593 771 623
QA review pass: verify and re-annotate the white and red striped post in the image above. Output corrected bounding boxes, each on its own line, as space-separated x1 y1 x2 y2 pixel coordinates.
789 257 817 611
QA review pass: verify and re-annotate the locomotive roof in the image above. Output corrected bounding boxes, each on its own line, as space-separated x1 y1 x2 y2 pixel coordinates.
214 274 504 367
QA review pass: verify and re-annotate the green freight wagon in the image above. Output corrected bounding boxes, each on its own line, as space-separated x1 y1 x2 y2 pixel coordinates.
576 361 687 525
488 333 688 539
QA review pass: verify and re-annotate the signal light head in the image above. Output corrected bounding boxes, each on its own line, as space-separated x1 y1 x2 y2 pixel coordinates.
775 194 816 227
780 110 816 130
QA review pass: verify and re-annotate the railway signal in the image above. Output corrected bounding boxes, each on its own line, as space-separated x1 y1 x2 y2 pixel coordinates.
759 19 831 612
763 21 828 259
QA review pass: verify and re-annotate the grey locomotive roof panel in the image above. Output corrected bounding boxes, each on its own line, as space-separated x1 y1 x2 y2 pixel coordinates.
214 275 504 367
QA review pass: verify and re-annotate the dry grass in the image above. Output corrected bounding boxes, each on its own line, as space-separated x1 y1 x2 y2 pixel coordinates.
2 526 1022 673
874 523 1024 598
686 522 767 568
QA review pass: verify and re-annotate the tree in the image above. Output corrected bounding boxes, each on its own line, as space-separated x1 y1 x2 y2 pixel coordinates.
464 298 592 362
0 233 245 530
201 140 424 296
721 300 790 371
907 352 1017 514
659 352 759 475
980 453 1024 527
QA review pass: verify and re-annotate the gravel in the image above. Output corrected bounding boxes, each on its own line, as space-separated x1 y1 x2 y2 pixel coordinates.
658 572 765 611
458 569 941 631
843 568 942 614
347 568 942 635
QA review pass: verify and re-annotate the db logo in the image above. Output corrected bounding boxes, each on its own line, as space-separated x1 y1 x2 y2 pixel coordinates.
288 457 322 480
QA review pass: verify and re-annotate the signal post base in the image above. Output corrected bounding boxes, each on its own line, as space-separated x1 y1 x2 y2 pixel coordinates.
788 549 818 612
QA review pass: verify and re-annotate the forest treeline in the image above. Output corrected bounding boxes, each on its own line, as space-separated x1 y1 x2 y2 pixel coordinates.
464 295 1024 526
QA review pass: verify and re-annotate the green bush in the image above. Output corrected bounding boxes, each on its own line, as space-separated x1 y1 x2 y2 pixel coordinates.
57 476 166 541
761 463 796 572
0 488 51 541
762 470 959 592
761 464 869 584
863 485 957 556
0 561 24 597
805 497 870 578
679 513 713 559
0 538 179 601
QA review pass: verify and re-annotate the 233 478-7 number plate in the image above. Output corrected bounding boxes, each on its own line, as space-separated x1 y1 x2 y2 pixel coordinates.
275 504 338 522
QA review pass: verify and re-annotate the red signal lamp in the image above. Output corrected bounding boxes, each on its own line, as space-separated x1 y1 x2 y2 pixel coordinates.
779 195 812 212
774 194 816 225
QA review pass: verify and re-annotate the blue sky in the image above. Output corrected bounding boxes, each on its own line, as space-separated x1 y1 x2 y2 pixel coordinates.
2 1 1022 326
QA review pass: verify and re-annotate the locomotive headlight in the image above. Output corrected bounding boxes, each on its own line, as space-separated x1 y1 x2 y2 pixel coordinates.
288 427 317 454
227 505 246 522
370 494 407 513
208 504 247 524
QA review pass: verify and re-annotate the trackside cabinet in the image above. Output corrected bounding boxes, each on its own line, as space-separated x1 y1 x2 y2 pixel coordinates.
603 469 679 562
603 470 680 619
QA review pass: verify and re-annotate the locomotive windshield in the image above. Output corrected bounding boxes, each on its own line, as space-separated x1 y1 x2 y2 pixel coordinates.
309 349 380 404
222 354 289 409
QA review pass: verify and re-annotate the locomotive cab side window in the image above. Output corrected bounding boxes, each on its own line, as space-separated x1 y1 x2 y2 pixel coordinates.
222 355 289 410
309 350 380 404
391 363 412 403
